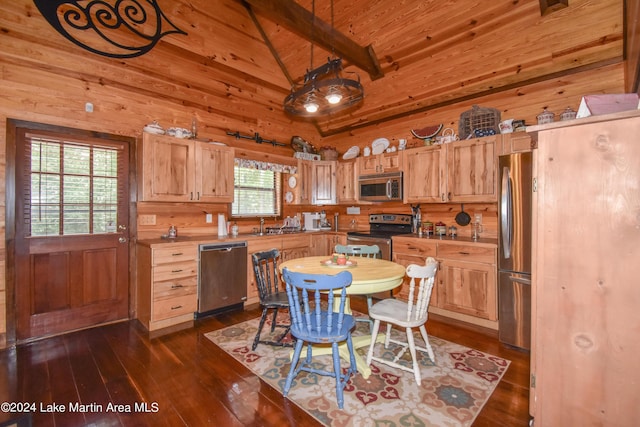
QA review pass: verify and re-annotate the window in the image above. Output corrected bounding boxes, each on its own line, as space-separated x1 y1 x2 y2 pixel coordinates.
232 166 281 217
27 135 121 236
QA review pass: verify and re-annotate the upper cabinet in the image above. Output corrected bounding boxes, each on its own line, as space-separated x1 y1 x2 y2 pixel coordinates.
498 132 536 155
336 160 358 204
358 151 403 175
403 135 497 203
292 159 336 205
138 133 234 202
311 160 337 205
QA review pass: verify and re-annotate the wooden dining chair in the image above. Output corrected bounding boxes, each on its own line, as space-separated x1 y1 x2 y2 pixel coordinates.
334 244 382 330
251 249 292 351
281 268 357 409
365 257 438 385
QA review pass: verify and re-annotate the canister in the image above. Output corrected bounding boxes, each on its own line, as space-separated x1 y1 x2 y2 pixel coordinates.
423 221 434 235
435 221 446 236
536 108 555 125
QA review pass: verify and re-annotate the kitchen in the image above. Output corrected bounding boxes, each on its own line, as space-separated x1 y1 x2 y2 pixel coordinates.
1 0 639 425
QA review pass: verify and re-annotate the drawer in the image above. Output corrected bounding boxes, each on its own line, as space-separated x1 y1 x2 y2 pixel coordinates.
282 234 310 249
153 261 197 281
153 276 197 301
393 239 437 256
153 294 197 321
437 243 496 264
153 245 198 265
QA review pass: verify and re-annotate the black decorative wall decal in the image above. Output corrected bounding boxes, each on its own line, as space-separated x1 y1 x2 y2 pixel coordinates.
33 0 187 58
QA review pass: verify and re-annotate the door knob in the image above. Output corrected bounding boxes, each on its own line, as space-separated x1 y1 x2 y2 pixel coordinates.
118 237 127 243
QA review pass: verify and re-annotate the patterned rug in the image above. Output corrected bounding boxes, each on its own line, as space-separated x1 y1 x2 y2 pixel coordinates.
205 314 509 427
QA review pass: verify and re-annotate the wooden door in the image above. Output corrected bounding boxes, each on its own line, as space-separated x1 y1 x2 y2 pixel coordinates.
336 160 357 203
297 160 312 204
358 155 380 174
138 133 195 202
196 142 234 202
380 152 402 172
438 259 496 320
447 136 497 202
13 126 130 342
403 145 446 203
530 113 640 425
311 161 336 205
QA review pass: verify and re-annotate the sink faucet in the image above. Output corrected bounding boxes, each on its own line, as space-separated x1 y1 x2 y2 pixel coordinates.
259 217 265 235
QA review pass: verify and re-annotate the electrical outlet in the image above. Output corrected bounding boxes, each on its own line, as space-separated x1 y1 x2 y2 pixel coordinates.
85 102 93 113
139 214 156 225
474 213 483 224
205 213 213 223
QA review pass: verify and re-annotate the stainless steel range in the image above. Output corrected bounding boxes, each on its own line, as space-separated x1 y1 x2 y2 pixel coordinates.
346 213 413 260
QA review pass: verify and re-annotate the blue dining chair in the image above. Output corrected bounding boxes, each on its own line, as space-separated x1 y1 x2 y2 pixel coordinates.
281 268 357 409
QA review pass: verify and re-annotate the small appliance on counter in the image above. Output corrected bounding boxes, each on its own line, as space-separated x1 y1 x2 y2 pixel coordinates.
303 212 321 231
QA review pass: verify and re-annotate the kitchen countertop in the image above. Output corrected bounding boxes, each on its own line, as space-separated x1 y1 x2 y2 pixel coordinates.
137 230 496 248
393 233 498 248
136 229 342 247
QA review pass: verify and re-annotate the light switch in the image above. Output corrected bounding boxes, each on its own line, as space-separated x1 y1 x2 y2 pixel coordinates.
206 213 213 223
139 214 156 225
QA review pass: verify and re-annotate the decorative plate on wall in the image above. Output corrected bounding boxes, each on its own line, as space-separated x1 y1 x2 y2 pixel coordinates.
288 176 297 189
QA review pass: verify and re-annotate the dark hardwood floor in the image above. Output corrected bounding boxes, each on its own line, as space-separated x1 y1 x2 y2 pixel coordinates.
0 297 531 426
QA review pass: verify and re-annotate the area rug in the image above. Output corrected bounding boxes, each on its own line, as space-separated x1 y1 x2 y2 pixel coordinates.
204 314 510 427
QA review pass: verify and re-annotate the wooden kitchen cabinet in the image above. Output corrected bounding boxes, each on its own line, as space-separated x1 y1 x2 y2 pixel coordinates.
392 236 497 327
138 133 234 202
336 160 358 204
136 242 198 331
245 234 312 305
195 142 234 202
391 237 438 304
402 136 497 203
498 132 535 155
527 112 640 425
281 234 311 261
358 151 402 175
403 144 447 203
311 160 337 205
292 159 336 205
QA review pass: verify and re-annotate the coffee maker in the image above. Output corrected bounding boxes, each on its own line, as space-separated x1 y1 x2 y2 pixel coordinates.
303 212 321 230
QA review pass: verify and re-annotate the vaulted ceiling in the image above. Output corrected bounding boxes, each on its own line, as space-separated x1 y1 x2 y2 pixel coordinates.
222 0 626 136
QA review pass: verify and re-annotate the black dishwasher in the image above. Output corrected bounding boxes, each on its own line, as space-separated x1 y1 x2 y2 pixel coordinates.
197 241 247 317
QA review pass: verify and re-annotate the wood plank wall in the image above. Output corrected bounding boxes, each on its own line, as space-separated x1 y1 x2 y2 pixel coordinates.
0 0 630 348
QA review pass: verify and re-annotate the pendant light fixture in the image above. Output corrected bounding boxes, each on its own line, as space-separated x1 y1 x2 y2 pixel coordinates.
284 0 364 117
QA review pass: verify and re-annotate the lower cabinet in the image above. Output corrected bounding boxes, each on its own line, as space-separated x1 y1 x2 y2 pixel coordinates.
136 242 198 331
392 236 497 328
245 234 313 305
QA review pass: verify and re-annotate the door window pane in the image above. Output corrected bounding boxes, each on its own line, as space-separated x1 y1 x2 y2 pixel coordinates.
29 137 121 236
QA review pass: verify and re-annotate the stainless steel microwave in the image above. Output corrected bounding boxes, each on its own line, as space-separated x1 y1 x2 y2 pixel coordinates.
358 172 403 202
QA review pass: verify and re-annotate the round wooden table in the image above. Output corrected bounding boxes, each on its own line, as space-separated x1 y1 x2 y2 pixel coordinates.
279 256 406 378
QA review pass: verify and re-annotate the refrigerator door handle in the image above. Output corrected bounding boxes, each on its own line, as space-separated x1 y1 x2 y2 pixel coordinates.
509 275 531 286
501 166 512 259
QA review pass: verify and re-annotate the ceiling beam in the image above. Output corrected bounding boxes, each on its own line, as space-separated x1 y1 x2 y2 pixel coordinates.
240 0 384 80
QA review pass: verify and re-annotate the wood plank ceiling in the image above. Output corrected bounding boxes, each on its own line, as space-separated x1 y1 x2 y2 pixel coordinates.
225 0 624 136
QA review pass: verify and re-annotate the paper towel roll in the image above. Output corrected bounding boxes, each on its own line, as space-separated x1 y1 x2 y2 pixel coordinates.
218 213 227 237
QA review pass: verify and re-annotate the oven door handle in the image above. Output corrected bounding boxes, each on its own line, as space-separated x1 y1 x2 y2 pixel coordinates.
347 235 390 243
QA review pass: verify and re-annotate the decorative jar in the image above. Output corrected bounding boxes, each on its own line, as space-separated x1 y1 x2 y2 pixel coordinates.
536 108 555 125
560 107 577 121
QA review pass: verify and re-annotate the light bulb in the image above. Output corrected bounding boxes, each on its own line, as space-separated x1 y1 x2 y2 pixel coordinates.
304 102 319 113
325 92 342 104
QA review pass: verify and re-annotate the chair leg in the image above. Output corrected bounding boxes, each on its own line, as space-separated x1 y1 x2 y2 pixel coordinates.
365 295 374 332
405 327 421 386
252 307 269 351
283 339 304 397
331 342 345 409
270 308 279 332
384 323 392 348
419 325 436 362
366 319 381 366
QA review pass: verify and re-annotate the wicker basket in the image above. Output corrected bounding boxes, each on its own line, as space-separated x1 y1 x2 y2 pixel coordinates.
459 105 501 139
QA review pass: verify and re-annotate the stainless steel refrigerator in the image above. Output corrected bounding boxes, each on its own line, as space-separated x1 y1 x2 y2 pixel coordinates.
498 152 532 350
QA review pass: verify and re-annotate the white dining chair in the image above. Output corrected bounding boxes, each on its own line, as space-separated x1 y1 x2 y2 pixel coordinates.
334 244 381 330
365 257 438 385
